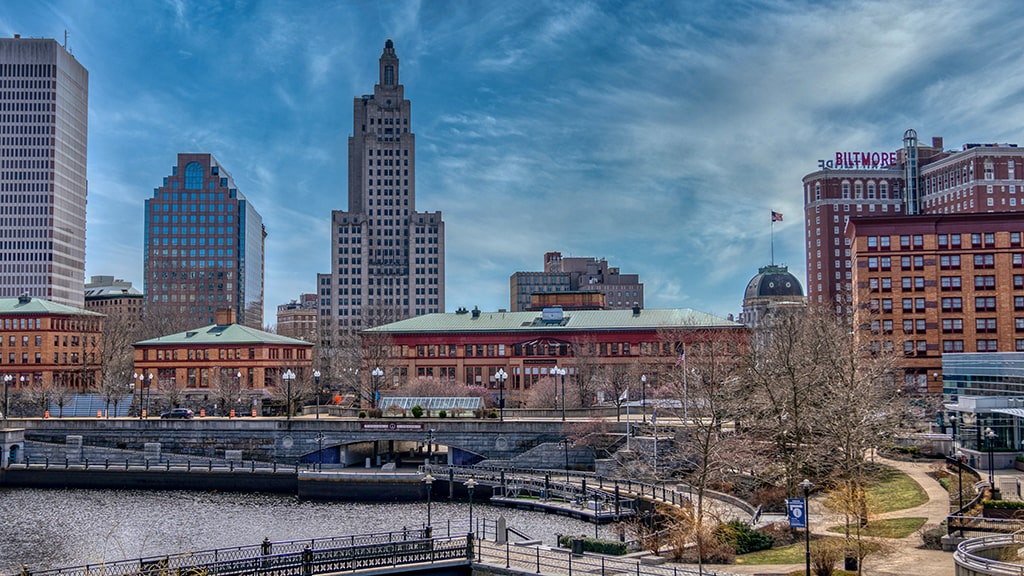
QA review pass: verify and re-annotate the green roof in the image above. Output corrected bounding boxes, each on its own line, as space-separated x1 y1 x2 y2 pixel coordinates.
0 296 101 317
135 323 313 347
364 308 741 334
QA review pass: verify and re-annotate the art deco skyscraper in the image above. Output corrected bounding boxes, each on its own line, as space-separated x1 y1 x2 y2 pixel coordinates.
0 35 88 307
144 154 265 329
319 39 445 344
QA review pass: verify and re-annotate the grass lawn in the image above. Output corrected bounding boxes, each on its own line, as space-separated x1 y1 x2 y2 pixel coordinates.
826 517 926 538
735 542 805 564
866 466 928 513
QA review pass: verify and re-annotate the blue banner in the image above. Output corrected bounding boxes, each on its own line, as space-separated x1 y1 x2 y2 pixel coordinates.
787 497 807 529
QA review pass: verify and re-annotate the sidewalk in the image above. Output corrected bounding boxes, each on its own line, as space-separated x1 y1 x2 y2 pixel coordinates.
729 456 956 576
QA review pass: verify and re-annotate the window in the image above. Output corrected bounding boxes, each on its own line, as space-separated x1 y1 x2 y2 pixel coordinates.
976 296 997 311
1015 275 1024 289
881 257 891 271
881 278 892 291
940 276 962 291
940 255 961 269
185 162 203 190
976 318 997 333
974 254 995 268
941 297 963 312
902 298 913 312
881 299 893 312
974 275 996 290
882 319 893 334
1013 232 1022 247
880 236 891 249
1014 254 1024 268
938 234 948 248
913 235 924 248
1017 296 1024 311
943 319 964 333
867 237 878 249
943 340 965 353
900 235 911 249
1016 318 1024 332
977 339 999 352
1017 339 1024 351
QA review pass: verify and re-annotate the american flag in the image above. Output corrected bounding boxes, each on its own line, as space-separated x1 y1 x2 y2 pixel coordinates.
771 210 783 222
675 348 685 366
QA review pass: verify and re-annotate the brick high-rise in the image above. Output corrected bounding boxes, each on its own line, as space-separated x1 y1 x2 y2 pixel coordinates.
319 40 445 345
0 36 88 307
803 130 1024 313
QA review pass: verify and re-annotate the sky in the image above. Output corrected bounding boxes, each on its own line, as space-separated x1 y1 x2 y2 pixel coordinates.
5 0 1024 326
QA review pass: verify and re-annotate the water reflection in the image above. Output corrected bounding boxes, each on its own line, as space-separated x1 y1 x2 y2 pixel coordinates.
0 487 620 573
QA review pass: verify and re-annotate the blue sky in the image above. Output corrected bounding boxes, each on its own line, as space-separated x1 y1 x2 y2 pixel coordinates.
5 1 1024 325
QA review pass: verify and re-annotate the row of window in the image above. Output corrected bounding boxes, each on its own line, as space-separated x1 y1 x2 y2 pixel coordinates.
869 295 1024 312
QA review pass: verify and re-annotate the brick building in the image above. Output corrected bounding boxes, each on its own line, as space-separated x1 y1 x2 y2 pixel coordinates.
804 130 1024 313
848 212 1024 392
510 252 644 312
361 306 745 408
0 294 103 393
277 293 318 342
84 275 143 320
132 309 312 414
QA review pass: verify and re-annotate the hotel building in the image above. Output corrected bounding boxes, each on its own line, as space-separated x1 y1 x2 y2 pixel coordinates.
144 153 266 330
0 36 89 307
318 40 445 346
804 130 1024 312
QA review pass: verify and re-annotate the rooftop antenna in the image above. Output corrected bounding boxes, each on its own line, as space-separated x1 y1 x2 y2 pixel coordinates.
63 29 72 54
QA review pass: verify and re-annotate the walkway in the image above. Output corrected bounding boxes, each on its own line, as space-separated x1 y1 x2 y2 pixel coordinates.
728 456 956 576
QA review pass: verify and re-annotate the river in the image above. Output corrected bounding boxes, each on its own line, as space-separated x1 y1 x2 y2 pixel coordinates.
0 487 621 574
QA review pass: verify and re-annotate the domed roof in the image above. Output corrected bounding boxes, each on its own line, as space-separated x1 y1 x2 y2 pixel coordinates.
744 265 804 300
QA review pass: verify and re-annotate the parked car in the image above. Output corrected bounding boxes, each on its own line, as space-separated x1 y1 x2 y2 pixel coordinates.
160 408 194 419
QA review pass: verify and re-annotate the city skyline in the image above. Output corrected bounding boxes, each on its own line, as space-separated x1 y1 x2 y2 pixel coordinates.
3 1 1023 324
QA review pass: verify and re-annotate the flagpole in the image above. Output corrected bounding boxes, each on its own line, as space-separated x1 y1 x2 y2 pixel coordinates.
771 219 775 266
626 395 631 451
683 351 688 426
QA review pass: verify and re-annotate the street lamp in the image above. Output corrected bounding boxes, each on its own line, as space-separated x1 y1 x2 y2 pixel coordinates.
314 370 322 420
551 366 567 421
954 449 965 537
985 427 997 489
282 369 296 420
495 368 508 421
799 479 814 576
559 438 574 485
464 477 477 533
423 473 435 535
641 374 647 423
2 374 11 423
371 367 383 408
425 428 435 464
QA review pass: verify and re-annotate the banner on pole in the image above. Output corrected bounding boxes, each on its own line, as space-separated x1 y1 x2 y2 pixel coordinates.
787 498 807 529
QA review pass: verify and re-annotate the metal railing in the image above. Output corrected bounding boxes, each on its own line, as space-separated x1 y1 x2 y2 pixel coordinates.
18 457 302 474
8 528 457 576
954 532 1024 575
475 539 718 576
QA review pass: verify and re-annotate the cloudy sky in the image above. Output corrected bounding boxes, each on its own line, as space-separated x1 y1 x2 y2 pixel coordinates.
4 1 1024 324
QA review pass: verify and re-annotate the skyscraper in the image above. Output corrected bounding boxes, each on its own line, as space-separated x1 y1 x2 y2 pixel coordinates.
144 153 265 329
319 39 445 345
0 35 88 307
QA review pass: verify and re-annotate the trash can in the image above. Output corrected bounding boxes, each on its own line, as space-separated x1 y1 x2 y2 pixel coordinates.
571 538 584 556
844 555 858 571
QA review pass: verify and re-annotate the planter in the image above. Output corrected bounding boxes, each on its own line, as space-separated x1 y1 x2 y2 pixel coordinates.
1014 460 1024 472
982 506 1024 519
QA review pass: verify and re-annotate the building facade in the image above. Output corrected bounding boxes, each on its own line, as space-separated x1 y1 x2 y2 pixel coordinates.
362 307 745 408
84 275 143 320
803 131 1024 312
0 294 103 395
318 39 445 345
510 252 644 312
277 293 317 342
132 309 312 415
0 36 89 307
144 153 266 330
848 212 1024 392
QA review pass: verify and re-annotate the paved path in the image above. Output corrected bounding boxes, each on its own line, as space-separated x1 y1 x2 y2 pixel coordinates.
729 456 956 576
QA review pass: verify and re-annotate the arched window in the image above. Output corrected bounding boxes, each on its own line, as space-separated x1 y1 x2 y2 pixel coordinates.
185 162 203 189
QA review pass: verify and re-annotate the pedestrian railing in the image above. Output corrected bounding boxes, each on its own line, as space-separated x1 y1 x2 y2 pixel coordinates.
955 532 1024 575
18 457 302 474
7 528 462 576
475 539 720 576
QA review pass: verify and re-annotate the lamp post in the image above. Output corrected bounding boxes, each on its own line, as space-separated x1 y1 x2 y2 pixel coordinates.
235 371 242 415
464 477 477 533
133 372 142 419
423 473 435 535
985 426 997 489
282 369 296 420
954 449 965 537
641 374 647 423
495 368 508 421
371 367 383 408
2 374 11 424
799 479 814 576
314 370 322 420
559 438 573 485
551 366 567 421
146 373 153 418
425 428 435 464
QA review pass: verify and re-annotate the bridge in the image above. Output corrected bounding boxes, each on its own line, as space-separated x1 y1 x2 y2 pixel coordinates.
3 416 642 468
